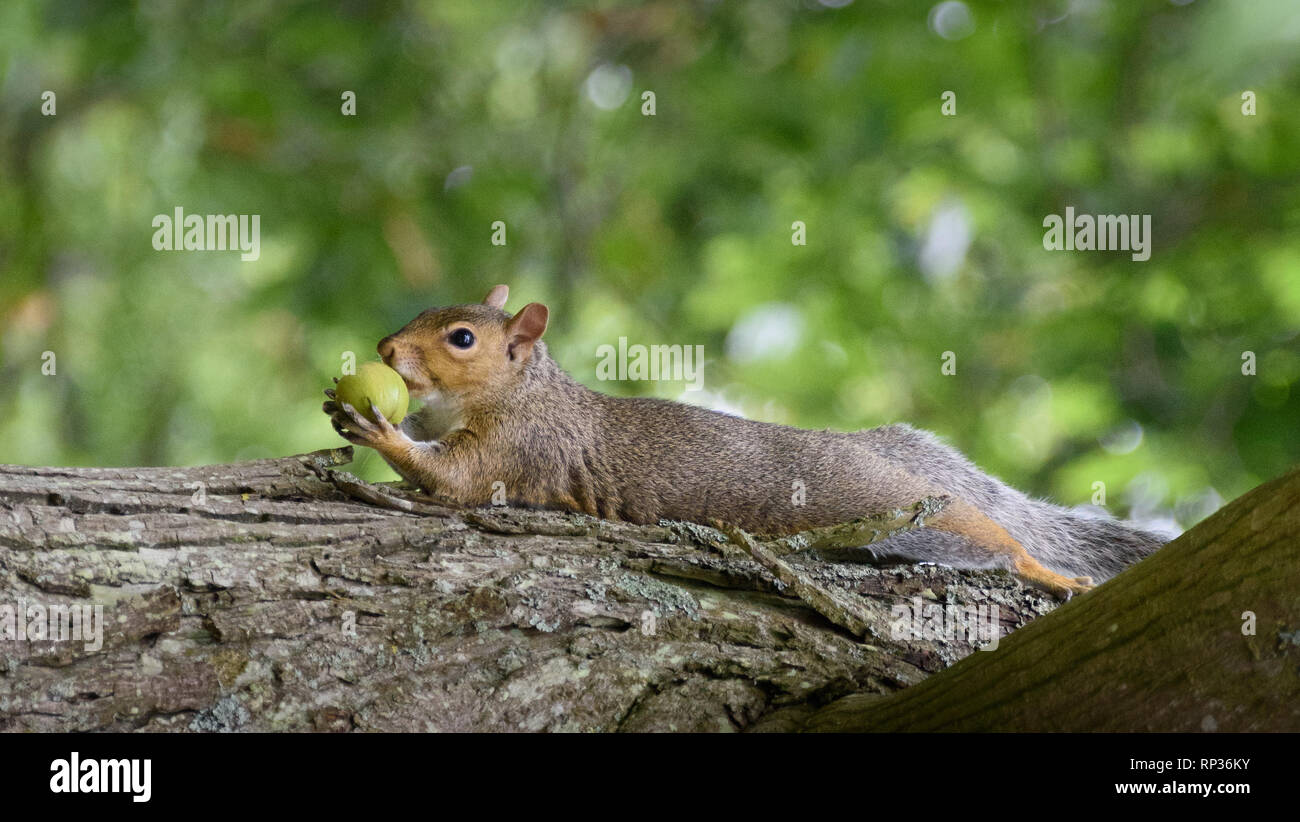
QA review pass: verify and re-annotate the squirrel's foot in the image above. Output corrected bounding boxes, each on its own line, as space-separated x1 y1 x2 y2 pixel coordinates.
1013 558 1095 600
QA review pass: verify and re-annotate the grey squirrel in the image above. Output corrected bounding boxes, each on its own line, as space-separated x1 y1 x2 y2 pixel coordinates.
324 285 1167 597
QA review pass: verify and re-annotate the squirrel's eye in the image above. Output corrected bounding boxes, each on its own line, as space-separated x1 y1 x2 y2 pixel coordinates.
448 328 475 349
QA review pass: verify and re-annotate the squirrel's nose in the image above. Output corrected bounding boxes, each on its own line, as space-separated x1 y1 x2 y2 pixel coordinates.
377 336 396 364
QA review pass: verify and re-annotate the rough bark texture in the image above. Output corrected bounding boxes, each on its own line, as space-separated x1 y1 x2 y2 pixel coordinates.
804 466 1300 732
0 449 1060 732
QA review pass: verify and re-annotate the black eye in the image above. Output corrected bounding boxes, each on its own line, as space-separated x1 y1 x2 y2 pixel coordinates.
449 328 475 349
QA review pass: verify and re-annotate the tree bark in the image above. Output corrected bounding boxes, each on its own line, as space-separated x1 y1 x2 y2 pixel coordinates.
803 466 1300 732
2 451 1290 732
0 449 1059 732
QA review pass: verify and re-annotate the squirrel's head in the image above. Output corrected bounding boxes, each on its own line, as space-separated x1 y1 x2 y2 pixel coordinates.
378 284 549 401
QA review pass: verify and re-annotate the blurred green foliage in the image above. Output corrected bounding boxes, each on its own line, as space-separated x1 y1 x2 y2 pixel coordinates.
1 0 1297 530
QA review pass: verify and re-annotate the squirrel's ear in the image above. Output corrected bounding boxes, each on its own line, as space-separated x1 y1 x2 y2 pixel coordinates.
504 302 548 362
483 284 509 309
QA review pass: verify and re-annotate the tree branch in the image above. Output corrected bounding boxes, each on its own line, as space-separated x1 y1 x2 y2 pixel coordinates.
801 466 1300 732
0 451 1055 732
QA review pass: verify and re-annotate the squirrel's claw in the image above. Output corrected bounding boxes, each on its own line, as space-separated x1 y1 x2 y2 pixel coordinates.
340 402 377 433
1013 557 1095 600
1057 577 1095 599
328 409 367 444
330 417 365 445
327 401 379 446
326 400 406 453
368 402 398 435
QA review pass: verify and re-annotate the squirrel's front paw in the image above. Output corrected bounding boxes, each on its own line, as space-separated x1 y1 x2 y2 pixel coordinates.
323 387 407 452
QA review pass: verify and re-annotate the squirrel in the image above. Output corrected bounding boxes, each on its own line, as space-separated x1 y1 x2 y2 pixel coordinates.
323 284 1167 598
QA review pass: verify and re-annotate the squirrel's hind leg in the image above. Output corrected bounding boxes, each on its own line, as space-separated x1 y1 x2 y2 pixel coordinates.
872 500 1093 599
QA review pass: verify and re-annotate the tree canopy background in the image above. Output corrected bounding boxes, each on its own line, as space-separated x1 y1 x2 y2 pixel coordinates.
1 0 1297 534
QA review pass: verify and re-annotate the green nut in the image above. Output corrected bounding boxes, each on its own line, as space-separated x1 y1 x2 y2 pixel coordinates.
335 362 409 425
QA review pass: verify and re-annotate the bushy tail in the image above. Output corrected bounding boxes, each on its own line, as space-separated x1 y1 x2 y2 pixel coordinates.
1041 510 1169 582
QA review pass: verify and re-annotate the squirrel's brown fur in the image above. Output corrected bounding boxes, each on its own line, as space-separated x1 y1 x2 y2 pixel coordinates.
325 285 1166 598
